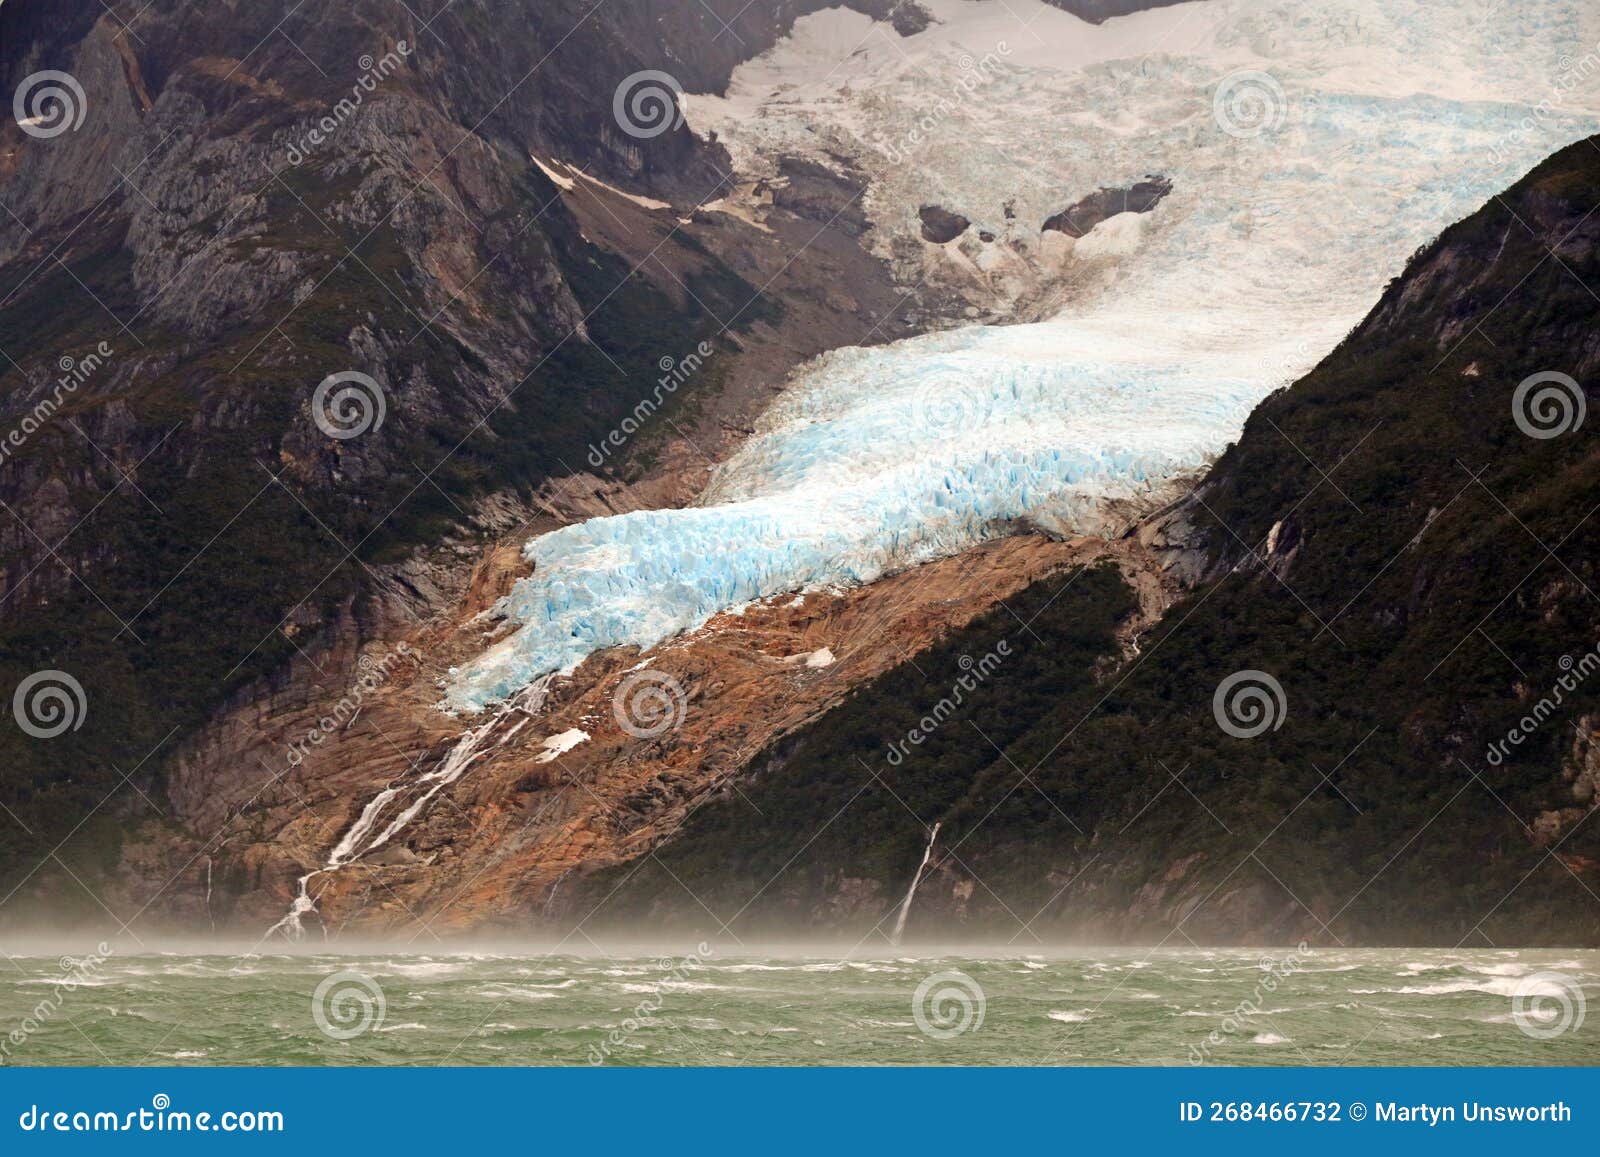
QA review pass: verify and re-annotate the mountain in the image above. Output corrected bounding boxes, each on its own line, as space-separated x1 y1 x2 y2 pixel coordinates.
584 133 1600 946
0 0 925 912
0 0 1596 949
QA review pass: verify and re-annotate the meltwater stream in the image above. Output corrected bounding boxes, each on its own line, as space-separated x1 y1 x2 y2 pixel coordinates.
268 677 554 940
891 823 941 947
446 0 1600 711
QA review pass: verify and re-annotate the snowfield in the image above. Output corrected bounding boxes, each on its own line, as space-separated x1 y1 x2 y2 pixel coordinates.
446 0 1600 710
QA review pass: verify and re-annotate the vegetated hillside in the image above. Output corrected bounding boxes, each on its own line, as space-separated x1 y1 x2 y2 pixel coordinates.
0 0 883 898
585 136 1600 946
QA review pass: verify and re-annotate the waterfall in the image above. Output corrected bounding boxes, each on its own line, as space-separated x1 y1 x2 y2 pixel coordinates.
543 867 572 917
203 856 215 933
889 821 940 947
267 675 553 940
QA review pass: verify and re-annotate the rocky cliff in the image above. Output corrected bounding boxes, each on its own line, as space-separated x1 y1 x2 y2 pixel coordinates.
0 0 927 922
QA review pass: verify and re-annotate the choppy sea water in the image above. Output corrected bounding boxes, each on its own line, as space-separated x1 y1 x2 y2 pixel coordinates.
1 948 1595 1066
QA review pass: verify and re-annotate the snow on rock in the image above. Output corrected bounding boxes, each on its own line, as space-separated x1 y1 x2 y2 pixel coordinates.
1072 211 1148 259
784 646 837 668
446 0 1600 711
535 728 591 764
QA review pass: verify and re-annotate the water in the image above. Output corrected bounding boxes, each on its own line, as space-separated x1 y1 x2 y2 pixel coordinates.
3 949 1594 1066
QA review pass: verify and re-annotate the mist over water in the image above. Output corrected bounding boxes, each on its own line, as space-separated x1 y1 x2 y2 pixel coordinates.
3 946 1594 1067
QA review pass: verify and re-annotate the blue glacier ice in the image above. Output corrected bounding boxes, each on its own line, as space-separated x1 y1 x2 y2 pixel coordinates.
446 0 1600 710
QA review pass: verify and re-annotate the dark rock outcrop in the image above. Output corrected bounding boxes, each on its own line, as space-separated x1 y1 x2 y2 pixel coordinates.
918 204 970 243
1043 176 1172 237
768 156 872 237
889 1 937 35
1042 0 1204 23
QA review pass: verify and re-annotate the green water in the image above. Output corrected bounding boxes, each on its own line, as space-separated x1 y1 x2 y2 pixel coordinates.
2 948 1595 1066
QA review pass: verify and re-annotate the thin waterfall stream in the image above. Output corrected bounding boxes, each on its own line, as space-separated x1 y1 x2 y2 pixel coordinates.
890 822 940 947
267 675 554 940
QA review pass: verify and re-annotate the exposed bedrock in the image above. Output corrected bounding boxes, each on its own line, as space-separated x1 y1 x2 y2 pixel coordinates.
1042 177 1173 237
918 204 971 243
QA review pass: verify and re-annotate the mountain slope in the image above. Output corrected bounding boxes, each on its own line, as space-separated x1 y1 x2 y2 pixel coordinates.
0 0 920 909
583 134 1600 946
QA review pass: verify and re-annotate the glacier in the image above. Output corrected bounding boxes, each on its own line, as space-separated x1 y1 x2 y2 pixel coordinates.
446 0 1600 710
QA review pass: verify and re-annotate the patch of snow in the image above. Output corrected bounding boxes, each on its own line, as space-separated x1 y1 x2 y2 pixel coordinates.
535 728 591 763
531 155 576 190
533 155 671 210
1072 210 1148 259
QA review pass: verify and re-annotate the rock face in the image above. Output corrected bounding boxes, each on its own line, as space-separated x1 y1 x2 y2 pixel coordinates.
918 205 971 244
889 1 937 35
113 531 1158 936
1041 0 1205 22
0 0 925 925
1042 177 1173 237
767 156 872 237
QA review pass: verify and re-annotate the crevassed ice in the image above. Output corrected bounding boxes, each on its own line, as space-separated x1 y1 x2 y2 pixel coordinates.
446 0 1600 710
